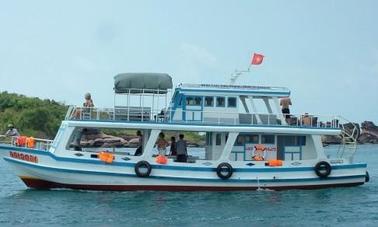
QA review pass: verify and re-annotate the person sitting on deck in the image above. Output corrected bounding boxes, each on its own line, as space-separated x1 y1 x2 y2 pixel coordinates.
154 108 167 122
83 92 94 108
73 93 95 119
176 134 188 162
5 124 20 137
301 113 312 126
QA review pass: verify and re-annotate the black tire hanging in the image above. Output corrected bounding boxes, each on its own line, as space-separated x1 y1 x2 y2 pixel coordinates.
216 162 233 180
135 161 152 177
365 171 370 183
314 161 332 178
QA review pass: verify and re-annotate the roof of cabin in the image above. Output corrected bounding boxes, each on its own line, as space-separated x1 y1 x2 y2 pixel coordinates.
176 83 290 97
114 73 173 94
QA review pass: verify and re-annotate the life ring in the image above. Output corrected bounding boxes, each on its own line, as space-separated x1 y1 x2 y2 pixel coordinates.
216 162 233 180
134 161 152 177
253 144 265 161
314 161 332 178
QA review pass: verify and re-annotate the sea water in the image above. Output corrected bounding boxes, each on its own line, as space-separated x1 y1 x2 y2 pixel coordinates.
0 145 377 226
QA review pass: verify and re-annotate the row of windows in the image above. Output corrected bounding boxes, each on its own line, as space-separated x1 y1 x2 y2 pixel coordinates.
185 96 237 107
234 134 275 145
207 133 276 146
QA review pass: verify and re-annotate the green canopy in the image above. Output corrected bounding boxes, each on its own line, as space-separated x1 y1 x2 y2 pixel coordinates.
114 73 173 94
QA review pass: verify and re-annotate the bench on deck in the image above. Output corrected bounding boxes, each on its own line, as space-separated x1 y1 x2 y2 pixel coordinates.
114 106 151 121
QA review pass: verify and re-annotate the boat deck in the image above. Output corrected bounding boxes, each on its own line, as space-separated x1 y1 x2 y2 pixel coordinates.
66 106 344 129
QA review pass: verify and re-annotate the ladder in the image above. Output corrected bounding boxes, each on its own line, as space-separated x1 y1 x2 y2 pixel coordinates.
337 121 360 162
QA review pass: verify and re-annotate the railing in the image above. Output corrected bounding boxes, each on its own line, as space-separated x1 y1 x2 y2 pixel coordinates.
337 117 359 161
65 106 346 129
0 136 53 151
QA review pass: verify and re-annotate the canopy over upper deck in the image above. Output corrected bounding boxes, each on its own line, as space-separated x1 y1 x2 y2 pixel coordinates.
176 83 290 97
114 73 173 94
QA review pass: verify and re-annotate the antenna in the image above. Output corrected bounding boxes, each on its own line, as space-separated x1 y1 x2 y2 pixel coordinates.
229 67 250 85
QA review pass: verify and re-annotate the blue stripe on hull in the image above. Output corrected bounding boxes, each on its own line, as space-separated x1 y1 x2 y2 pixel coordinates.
0 145 368 173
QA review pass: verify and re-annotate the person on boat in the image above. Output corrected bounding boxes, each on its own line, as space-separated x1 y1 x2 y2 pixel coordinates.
134 130 143 156
176 134 188 162
169 136 177 156
5 124 20 137
73 93 94 119
301 113 312 126
83 92 94 108
156 132 168 155
280 96 292 119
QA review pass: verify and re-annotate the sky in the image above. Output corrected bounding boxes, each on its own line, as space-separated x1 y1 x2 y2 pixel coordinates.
0 0 377 123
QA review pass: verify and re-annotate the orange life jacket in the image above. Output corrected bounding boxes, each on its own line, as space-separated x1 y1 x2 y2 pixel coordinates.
155 155 168 164
98 151 114 164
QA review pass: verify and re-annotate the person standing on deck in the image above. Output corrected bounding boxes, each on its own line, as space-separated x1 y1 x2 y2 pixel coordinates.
156 132 168 155
134 130 143 156
176 134 188 162
170 136 177 156
280 96 292 119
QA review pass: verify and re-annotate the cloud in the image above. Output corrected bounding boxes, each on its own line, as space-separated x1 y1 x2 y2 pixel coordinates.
179 43 217 67
72 56 96 72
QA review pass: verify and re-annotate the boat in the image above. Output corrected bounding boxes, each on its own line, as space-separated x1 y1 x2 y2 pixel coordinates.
0 73 369 191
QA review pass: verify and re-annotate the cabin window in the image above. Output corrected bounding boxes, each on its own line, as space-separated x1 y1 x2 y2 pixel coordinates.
283 136 306 146
66 127 140 155
186 96 202 106
216 133 222 145
234 134 259 145
204 96 214 107
216 97 225 107
227 97 237 108
245 134 259 144
235 135 245 146
261 135 275 144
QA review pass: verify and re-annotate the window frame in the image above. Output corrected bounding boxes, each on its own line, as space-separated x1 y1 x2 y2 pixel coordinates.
204 96 214 107
227 97 237 108
261 135 275 144
216 96 225 107
186 96 202 106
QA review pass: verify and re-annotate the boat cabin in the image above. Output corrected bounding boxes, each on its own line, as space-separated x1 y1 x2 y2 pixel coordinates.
169 83 291 125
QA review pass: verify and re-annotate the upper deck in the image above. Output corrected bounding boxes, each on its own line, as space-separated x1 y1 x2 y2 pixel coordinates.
66 106 344 130
65 73 348 132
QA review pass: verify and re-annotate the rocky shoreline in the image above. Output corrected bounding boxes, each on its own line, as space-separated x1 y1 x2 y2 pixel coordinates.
322 121 378 145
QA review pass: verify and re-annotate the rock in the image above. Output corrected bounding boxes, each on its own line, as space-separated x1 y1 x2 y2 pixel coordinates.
322 135 342 145
358 121 378 144
80 131 130 147
128 138 140 144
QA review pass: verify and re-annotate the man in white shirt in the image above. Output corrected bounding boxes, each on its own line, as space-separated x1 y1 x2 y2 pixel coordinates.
5 124 20 137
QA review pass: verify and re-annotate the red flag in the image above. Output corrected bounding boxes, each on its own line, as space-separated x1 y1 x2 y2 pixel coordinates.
251 53 264 65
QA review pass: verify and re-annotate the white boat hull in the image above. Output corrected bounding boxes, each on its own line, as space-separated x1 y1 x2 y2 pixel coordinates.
0 145 367 191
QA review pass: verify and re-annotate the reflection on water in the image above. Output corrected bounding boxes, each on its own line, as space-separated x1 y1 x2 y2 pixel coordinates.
0 145 378 226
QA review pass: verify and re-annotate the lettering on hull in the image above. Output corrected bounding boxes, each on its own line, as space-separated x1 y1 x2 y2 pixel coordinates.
9 151 38 163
